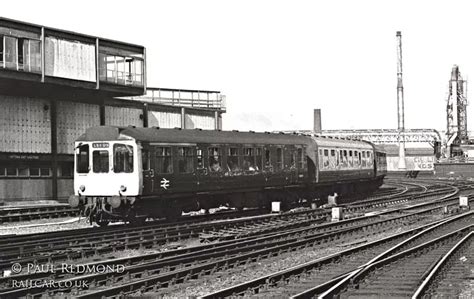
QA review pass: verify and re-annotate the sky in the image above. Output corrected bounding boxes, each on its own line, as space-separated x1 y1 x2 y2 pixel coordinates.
3 0 474 132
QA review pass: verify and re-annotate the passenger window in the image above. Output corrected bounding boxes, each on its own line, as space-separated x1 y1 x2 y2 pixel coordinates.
256 148 263 171
114 144 134 173
93 150 109 173
290 150 296 169
208 147 222 172
227 147 240 172
156 147 173 173
323 149 329 168
265 148 273 171
297 148 304 169
178 147 194 173
76 144 90 173
330 150 336 168
196 149 204 169
319 149 324 169
277 147 283 170
243 148 256 171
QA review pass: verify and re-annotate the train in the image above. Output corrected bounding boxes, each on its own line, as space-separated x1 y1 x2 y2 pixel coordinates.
68 126 387 226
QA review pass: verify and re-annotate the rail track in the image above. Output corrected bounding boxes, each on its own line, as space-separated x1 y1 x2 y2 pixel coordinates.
0 204 79 224
413 230 473 298
201 212 473 298
1 185 471 298
323 224 472 298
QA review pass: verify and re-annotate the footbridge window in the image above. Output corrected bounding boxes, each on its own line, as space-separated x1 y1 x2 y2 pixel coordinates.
99 45 144 87
1 35 41 73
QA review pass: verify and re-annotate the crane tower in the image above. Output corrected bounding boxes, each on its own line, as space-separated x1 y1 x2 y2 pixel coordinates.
446 65 468 158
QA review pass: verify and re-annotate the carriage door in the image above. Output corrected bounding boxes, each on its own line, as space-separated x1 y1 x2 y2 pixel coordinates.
142 148 154 193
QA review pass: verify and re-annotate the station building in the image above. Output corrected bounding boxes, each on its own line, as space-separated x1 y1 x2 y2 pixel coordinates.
0 17 225 202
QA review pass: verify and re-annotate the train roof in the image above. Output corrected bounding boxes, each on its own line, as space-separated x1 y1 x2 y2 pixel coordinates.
76 126 312 145
77 126 376 149
310 136 373 149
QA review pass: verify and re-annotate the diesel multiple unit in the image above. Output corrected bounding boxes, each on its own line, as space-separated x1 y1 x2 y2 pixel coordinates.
69 126 387 226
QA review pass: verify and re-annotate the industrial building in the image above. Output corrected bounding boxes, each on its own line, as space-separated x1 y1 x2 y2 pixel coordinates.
0 17 225 202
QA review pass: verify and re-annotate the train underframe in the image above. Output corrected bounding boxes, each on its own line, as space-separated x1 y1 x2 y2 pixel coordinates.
71 176 384 226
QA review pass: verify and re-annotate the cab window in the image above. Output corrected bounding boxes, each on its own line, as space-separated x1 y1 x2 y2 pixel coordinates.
76 144 89 173
114 144 134 173
93 150 109 173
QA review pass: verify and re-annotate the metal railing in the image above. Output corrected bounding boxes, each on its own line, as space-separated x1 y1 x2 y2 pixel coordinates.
124 87 226 111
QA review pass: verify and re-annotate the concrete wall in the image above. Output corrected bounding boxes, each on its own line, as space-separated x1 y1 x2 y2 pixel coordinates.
58 178 73 202
57 101 100 154
0 179 52 201
0 95 51 153
148 109 181 128
185 112 215 129
105 106 143 127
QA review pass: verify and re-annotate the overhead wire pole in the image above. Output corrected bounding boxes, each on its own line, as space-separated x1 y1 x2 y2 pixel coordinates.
396 31 406 169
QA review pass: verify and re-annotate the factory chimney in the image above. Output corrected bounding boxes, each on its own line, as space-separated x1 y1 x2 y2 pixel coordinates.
313 109 322 134
396 31 406 169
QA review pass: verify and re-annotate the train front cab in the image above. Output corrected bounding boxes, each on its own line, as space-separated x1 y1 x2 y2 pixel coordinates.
69 139 141 225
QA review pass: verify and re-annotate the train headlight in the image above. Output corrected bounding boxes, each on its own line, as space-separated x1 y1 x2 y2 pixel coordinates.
120 185 127 192
79 185 86 192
